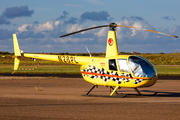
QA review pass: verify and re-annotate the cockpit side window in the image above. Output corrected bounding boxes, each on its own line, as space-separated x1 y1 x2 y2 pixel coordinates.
109 59 117 71
117 59 131 73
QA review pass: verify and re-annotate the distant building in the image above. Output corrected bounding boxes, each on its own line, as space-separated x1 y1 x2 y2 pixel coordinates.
131 51 137 54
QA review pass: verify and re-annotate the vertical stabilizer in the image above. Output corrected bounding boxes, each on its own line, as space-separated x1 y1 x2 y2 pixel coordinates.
105 31 119 57
12 34 21 73
13 34 21 56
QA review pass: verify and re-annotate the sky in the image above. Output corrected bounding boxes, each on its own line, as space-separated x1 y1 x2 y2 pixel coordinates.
0 0 180 53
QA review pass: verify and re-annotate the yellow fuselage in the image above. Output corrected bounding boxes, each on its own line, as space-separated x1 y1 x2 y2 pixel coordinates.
13 30 157 89
80 55 157 88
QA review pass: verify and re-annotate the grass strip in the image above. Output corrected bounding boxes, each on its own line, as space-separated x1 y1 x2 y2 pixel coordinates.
0 65 81 74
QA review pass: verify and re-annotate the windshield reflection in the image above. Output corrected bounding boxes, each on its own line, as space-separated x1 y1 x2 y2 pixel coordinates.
128 56 155 78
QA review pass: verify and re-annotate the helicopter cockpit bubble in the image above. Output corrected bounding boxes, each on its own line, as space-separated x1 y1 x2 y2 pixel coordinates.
128 56 156 78
117 56 156 78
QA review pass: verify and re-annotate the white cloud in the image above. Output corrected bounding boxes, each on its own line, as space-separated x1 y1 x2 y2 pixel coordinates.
18 24 33 32
115 20 154 41
54 21 60 26
34 21 54 32
122 19 132 25
115 21 123 40
66 23 84 33
131 22 143 37
18 21 60 33
94 27 107 37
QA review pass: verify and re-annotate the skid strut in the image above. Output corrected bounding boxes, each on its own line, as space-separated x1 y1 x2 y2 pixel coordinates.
110 86 119 94
110 86 119 96
86 85 97 95
134 88 142 95
86 85 120 96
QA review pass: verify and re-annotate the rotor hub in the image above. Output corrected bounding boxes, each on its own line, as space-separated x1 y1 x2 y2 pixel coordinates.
109 23 117 31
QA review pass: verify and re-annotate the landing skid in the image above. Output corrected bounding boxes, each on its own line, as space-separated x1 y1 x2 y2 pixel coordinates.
84 85 157 98
84 85 126 98
83 94 127 98
133 88 158 96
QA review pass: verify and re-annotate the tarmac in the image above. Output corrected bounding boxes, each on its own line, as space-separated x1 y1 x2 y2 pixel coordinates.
0 75 180 120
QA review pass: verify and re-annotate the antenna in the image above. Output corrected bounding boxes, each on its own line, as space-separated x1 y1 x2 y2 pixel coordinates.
86 47 92 57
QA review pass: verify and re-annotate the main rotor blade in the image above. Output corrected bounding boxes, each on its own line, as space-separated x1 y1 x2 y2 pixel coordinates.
60 25 109 37
60 23 178 38
116 25 178 38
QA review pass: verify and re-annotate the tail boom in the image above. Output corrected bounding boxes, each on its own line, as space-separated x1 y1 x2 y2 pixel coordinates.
23 53 102 65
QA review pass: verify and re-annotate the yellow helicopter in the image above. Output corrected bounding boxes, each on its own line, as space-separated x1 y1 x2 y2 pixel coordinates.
12 23 178 97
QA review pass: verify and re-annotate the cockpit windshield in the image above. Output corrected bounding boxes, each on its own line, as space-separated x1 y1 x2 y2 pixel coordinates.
128 56 155 78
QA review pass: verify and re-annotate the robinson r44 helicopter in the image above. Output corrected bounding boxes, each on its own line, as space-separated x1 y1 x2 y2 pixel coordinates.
12 23 178 97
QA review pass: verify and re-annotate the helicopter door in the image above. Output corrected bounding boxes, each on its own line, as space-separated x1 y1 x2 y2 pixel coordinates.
117 59 131 73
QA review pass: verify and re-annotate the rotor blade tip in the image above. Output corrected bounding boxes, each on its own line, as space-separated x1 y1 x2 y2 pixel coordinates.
172 35 178 38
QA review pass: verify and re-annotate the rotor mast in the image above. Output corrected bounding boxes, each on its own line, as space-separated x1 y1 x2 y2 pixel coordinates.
105 23 119 57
